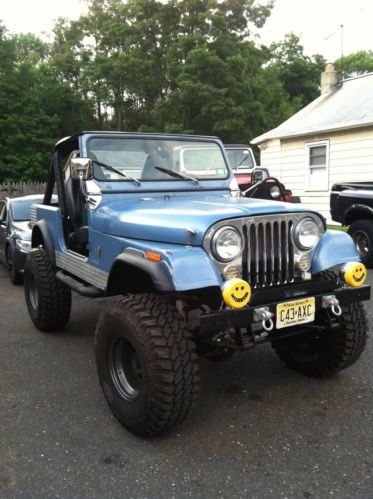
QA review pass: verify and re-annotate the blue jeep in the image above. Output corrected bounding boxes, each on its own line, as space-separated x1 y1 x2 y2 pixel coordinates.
24 132 370 437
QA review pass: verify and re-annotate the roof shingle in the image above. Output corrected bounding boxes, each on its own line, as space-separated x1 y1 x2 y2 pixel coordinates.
252 72 373 144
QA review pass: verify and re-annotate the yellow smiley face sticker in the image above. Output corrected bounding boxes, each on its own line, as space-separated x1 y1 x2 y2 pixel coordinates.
342 262 367 287
222 278 251 309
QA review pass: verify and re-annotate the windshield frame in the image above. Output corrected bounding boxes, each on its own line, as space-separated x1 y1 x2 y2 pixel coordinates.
85 134 230 184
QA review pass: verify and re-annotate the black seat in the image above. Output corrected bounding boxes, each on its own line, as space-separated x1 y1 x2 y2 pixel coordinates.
68 226 89 255
64 151 89 254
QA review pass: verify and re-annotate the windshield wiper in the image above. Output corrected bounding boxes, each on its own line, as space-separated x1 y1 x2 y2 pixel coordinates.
238 154 250 167
154 166 199 184
92 159 141 185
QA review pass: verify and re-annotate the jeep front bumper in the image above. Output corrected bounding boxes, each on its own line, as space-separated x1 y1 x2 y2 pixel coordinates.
199 280 370 340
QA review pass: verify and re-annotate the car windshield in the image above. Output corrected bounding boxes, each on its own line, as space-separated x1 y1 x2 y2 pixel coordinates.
11 198 43 221
87 137 228 182
226 148 255 170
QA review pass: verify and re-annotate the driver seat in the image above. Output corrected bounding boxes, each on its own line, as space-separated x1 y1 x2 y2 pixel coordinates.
64 151 89 255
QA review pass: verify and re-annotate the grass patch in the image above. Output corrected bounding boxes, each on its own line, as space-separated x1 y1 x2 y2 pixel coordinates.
327 224 347 232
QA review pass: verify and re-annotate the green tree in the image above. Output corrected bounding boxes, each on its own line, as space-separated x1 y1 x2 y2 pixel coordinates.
50 0 280 139
335 50 373 79
269 33 325 107
0 26 95 182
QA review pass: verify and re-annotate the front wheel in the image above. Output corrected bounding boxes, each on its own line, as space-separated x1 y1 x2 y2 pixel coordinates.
272 302 368 377
6 248 23 285
95 294 200 437
24 249 72 332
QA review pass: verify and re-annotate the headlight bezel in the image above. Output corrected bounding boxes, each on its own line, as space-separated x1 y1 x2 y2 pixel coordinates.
211 225 243 262
293 217 321 251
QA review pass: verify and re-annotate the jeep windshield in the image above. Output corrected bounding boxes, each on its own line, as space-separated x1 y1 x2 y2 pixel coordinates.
226 147 255 170
87 137 228 182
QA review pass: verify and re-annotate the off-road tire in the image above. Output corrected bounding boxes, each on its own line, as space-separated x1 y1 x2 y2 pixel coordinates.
24 249 71 332
272 271 368 377
6 247 23 285
95 294 200 437
348 219 373 267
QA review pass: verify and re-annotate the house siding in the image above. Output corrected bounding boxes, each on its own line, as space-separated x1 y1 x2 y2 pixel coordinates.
258 127 373 222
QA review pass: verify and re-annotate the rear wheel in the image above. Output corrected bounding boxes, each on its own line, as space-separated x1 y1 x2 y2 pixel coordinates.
24 249 71 332
95 294 200 437
348 219 373 267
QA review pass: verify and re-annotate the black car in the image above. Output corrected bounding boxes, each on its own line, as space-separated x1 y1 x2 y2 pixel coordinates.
331 182 373 266
0 195 46 284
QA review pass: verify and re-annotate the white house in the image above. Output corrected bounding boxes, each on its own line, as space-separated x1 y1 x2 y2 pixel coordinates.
252 65 373 221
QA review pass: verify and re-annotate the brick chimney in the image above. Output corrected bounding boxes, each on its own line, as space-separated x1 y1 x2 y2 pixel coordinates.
321 63 339 95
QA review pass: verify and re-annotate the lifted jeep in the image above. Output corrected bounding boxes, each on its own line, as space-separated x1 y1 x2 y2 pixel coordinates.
25 132 370 437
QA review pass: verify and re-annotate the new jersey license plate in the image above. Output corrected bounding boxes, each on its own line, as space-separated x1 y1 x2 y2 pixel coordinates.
276 297 315 329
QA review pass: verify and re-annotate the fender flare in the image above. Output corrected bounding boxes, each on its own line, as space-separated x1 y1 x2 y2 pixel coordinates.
344 204 373 224
111 248 174 291
31 219 55 264
311 230 360 274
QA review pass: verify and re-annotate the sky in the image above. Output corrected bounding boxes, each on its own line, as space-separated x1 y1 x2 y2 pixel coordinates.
0 0 372 62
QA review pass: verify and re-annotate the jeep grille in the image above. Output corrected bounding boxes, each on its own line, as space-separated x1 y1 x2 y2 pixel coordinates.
243 217 295 287
204 212 324 288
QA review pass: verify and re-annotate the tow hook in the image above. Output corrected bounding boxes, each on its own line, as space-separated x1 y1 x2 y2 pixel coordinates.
322 295 342 317
253 307 274 332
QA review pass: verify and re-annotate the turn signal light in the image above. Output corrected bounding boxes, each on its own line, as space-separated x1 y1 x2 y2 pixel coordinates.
145 250 161 262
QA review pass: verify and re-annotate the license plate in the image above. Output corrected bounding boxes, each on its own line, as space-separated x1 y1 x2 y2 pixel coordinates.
276 297 315 329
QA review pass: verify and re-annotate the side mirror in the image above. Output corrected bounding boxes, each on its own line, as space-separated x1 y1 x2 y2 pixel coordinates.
70 158 93 181
252 168 269 183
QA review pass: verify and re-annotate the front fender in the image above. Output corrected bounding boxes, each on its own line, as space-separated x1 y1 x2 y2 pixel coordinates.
115 243 223 292
311 230 360 274
31 220 55 264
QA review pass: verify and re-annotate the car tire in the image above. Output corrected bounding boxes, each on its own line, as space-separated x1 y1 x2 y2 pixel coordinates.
24 248 72 332
95 294 200 437
6 247 23 285
272 299 368 377
348 219 373 267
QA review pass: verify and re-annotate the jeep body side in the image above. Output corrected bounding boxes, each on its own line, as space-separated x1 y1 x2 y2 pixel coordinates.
24 132 370 437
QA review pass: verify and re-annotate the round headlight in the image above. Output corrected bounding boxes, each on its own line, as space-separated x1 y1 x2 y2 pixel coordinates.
270 185 281 199
293 218 320 250
212 226 242 262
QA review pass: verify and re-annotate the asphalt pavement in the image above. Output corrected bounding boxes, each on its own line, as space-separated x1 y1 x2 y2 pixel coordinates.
1 264 373 498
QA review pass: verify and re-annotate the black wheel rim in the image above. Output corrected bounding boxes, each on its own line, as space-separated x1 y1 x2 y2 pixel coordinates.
28 273 39 310
6 252 13 276
353 230 370 257
109 338 143 401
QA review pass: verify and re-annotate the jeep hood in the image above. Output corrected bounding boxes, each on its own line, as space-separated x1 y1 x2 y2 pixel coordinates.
92 195 312 246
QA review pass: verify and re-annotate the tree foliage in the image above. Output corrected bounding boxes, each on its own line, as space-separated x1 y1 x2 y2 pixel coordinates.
268 33 325 108
0 24 95 182
3 1 367 183
335 50 373 79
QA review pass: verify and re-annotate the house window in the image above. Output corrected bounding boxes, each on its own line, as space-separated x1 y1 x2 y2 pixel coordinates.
305 140 329 191
309 145 327 167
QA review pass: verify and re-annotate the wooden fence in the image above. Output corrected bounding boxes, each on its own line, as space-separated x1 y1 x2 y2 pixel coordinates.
0 182 47 200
